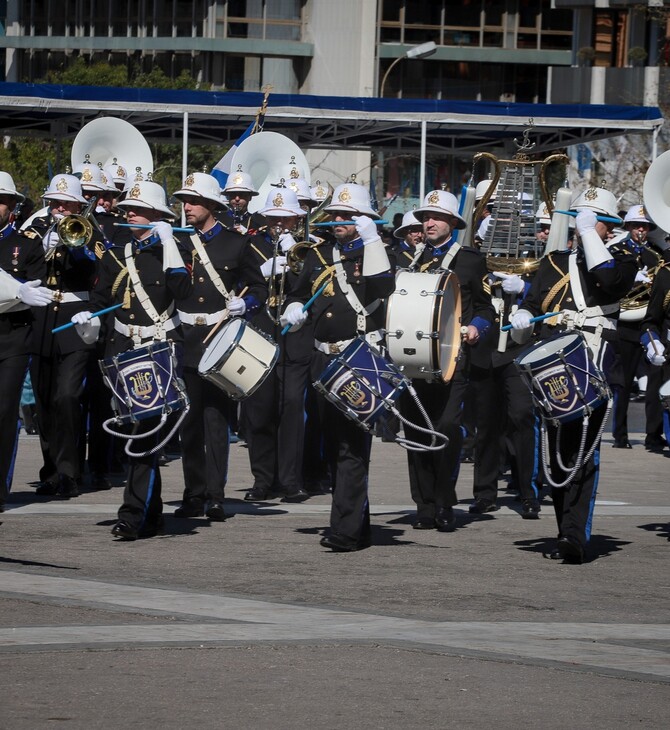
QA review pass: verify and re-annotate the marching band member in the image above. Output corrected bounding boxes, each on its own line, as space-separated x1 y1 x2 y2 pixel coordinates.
390 211 424 267
71 179 192 540
27 174 103 499
221 166 266 235
401 189 494 532
282 181 395 551
0 172 52 512
243 185 311 503
510 186 637 563
171 172 265 520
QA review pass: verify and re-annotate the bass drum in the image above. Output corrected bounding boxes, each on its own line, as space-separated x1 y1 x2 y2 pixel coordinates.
385 269 462 383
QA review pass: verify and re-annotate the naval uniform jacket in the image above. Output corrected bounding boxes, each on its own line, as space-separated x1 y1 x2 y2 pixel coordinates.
287 235 395 347
221 209 267 235
641 263 670 352
27 214 102 357
520 244 637 380
0 222 46 360
176 221 267 369
89 234 192 357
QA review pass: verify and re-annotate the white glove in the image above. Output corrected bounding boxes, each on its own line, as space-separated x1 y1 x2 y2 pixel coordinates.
235 224 248 235
70 310 100 344
280 301 308 332
510 309 533 330
575 209 598 236
635 266 651 284
227 296 246 317
352 215 379 245
43 230 60 251
492 271 525 295
646 341 666 367
17 280 53 307
151 221 174 244
278 232 297 253
260 256 287 278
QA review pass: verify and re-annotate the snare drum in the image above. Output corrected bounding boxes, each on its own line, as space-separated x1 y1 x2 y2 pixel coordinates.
385 269 462 382
313 337 408 432
99 341 188 425
515 331 611 424
198 318 279 400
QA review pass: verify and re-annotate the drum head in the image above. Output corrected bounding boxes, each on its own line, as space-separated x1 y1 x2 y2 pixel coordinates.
198 318 243 373
659 379 670 398
517 331 578 365
435 272 462 383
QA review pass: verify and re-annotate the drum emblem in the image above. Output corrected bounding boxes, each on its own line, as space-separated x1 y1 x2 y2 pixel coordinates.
128 368 155 402
339 378 369 410
543 374 570 403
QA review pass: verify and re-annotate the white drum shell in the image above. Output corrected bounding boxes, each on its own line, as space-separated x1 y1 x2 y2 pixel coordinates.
198 319 279 399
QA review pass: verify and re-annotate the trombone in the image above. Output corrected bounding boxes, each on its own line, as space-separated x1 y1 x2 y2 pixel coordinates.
55 197 97 248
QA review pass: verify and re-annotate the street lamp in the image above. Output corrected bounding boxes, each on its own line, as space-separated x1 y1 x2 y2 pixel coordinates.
379 41 437 97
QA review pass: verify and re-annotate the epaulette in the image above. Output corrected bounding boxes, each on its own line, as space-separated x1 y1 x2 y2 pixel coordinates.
94 241 107 260
19 228 39 240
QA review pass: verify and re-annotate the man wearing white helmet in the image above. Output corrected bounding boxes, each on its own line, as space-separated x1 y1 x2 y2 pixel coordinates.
242 184 312 503
0 171 53 511
614 205 668 452
281 180 395 551
390 210 424 267
169 172 266 521
221 165 266 234
510 185 637 564
71 178 192 540
400 188 494 533
25 173 104 499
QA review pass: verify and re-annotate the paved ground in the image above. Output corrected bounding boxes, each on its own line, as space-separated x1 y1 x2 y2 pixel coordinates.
1 401 669 729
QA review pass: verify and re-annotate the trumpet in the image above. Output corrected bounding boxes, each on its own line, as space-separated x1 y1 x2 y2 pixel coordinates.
56 214 93 248
286 241 314 274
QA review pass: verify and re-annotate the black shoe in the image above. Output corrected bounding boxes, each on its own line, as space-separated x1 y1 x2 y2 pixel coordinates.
139 516 164 538
244 486 269 502
469 498 498 515
90 473 113 490
320 534 369 552
281 487 309 503
645 436 667 453
460 452 475 464
412 518 436 530
521 498 541 519
35 480 58 496
0 502 5 513
557 536 584 564
435 506 457 532
56 475 80 499
111 520 138 540
173 499 205 518
205 501 228 521
612 439 632 449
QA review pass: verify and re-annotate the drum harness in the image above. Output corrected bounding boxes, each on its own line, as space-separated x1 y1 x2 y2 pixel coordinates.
101 244 190 458
321 248 449 452
534 253 616 488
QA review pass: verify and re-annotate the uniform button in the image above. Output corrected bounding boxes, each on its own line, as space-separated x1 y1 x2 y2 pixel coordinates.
326 312 333 318
129 314 135 320
224 266 229 270
198 276 205 283
56 252 62 258
53 305 59 312
340 255 346 261
566 297 572 302
198 296 205 303
130 292 136 298
495 317 500 323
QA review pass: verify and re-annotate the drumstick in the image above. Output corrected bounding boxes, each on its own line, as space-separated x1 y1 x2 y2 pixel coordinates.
202 287 249 346
553 210 621 225
311 220 389 227
647 329 660 356
500 311 561 332
51 303 123 334
280 280 328 336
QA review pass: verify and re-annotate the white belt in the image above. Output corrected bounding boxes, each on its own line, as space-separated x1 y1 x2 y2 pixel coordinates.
315 330 382 355
114 314 179 340
177 309 226 326
54 291 89 304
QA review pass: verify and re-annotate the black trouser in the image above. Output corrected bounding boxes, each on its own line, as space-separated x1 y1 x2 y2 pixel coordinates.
243 352 310 493
611 338 642 443
117 416 164 531
0 354 30 505
645 364 665 441
179 367 233 504
81 350 117 477
312 351 371 545
401 371 469 521
546 402 607 551
31 350 89 482
471 362 540 503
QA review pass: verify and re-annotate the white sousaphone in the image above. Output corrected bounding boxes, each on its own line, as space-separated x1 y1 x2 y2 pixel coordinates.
71 116 154 177
230 131 310 214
